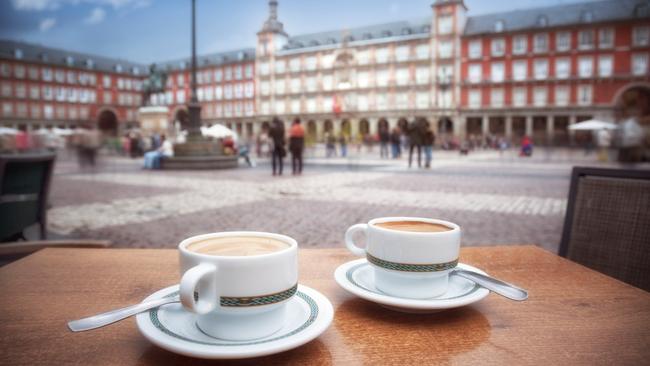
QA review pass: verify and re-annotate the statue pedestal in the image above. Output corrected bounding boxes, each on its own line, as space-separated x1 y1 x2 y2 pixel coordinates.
137 106 170 136
162 135 238 170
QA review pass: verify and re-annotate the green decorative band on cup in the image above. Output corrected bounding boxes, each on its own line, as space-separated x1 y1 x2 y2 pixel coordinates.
367 253 458 273
220 284 298 307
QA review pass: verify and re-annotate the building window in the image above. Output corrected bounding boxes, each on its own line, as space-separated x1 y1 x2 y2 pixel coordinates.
214 85 223 100
598 28 614 49
468 89 481 108
358 95 369 111
538 15 548 27
291 99 300 114
2 102 13 117
0 63 10 77
14 49 23 59
245 82 254 97
396 45 410 62
598 55 613 77
176 90 185 104
534 59 548 80
321 54 335 68
14 65 25 79
357 71 369 88
274 80 285 95
245 64 253 78
259 62 269 76
41 68 52 81
396 93 409 109
578 57 593 77
632 53 649 75
375 48 389 63
30 86 39 99
468 64 482 83
415 67 429 84
214 69 223 81
28 67 39 80
581 11 593 23
30 105 41 119
533 87 547 106
491 38 505 57
555 58 571 79
289 58 301 72
633 26 649 46
322 74 333 90
577 85 592 105
1 82 11 97
55 70 65 83
357 50 369 65
416 44 429 60
513 35 527 55
290 78 301 93
491 62 505 82
15 84 26 98
438 15 452 35
224 67 232 81
322 96 333 112
555 32 571 52
438 41 452 59
42 86 52 100
416 92 429 109
234 83 244 98
513 87 526 106
306 76 317 92
376 69 389 87
491 88 504 107
469 40 482 59
578 30 595 50
234 66 243 80
306 56 317 70
555 86 569 106
534 33 548 53
306 98 316 113
396 68 409 86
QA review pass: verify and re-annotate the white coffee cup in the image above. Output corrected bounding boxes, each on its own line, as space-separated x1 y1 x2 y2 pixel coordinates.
178 231 298 341
345 217 460 299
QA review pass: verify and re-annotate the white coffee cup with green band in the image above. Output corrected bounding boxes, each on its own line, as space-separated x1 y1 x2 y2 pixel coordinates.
178 231 298 341
345 217 461 299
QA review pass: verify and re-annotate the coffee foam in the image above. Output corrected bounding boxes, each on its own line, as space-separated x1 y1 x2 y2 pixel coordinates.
186 236 289 256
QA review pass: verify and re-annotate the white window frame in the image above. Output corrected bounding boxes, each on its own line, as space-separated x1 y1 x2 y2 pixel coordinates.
578 29 595 50
534 59 548 80
491 38 505 57
632 26 649 47
533 87 547 107
468 64 482 83
533 33 549 53
490 88 504 107
598 28 614 49
555 85 569 106
490 62 505 82
513 35 527 55
513 60 527 81
577 85 592 105
513 87 526 107
469 40 482 59
598 55 613 77
632 53 649 75
555 58 571 79
468 89 481 108
578 56 594 78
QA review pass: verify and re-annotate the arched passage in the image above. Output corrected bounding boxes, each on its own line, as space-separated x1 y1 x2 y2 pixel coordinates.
359 118 370 136
615 84 650 125
341 119 351 137
306 120 317 144
397 117 409 133
324 119 333 133
378 118 389 133
437 117 453 135
97 110 118 136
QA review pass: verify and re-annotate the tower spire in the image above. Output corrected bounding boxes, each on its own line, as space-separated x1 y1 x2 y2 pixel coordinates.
259 0 286 35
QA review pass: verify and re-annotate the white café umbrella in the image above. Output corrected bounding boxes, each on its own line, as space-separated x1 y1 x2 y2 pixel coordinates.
568 119 618 131
52 127 74 136
201 124 238 142
0 127 19 135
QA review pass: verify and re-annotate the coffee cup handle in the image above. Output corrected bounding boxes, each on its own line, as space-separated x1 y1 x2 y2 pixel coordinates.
180 263 218 314
345 224 368 256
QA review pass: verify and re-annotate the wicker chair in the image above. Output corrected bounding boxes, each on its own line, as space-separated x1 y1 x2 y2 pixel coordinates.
0 153 56 241
559 167 650 292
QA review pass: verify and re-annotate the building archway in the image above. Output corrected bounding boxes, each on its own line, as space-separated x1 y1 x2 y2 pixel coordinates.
97 109 118 136
174 108 189 129
378 118 389 133
306 120 317 144
261 121 271 133
614 84 650 125
359 118 370 136
397 117 409 132
437 117 453 135
324 119 333 133
341 119 351 137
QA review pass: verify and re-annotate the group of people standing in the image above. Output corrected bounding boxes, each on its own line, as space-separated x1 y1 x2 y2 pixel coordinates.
378 120 436 168
268 117 305 176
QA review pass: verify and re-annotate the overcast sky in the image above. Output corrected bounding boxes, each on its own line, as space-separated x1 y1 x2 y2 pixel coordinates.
0 0 601 63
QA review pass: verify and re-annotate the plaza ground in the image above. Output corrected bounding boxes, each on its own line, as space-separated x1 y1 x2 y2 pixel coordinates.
44 146 647 253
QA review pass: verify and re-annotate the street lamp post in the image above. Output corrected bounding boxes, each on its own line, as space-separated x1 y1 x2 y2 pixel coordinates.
187 0 202 140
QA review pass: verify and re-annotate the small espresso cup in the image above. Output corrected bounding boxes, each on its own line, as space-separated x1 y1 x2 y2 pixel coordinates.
345 217 460 299
178 231 298 341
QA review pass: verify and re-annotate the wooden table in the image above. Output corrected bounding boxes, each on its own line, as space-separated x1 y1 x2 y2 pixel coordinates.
1 246 649 365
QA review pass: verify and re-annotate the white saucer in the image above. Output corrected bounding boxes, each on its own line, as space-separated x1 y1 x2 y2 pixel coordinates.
135 284 333 359
334 259 490 313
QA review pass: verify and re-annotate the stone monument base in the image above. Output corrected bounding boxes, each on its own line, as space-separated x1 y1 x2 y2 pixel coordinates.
161 155 238 170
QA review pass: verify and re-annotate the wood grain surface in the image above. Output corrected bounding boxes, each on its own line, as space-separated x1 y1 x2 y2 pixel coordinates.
0 246 649 365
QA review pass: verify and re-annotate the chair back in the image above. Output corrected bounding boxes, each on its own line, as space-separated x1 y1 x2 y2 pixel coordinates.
559 167 650 291
0 153 56 241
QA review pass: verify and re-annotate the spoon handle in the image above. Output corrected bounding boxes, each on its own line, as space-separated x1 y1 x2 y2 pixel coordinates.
452 269 528 301
67 295 180 332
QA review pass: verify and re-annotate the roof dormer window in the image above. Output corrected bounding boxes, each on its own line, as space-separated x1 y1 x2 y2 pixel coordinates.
343 35 354 42
40 53 48 62
14 49 23 60
381 30 392 37
115 63 123 72
494 20 505 32
132 67 140 76
362 33 372 40
179 61 186 70
327 38 336 44
402 27 412 35
310 40 320 46
635 3 649 17
85 59 94 69
537 15 548 27
66 56 74 66
238 51 245 60
422 25 430 33
581 11 593 23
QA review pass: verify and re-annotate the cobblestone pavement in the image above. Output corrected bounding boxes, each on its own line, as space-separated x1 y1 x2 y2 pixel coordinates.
46 148 643 253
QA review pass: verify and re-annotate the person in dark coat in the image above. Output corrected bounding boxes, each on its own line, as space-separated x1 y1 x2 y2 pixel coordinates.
289 118 305 175
408 119 425 168
423 127 435 168
269 117 286 175
379 126 390 159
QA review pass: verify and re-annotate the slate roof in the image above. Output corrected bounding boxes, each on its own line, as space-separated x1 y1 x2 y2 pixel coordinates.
0 39 146 75
284 18 431 50
157 48 256 72
464 0 650 36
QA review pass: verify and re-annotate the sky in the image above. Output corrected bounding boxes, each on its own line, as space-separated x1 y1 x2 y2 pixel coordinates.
0 0 601 64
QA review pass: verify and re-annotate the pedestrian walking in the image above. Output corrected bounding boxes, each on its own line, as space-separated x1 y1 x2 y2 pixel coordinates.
408 119 424 168
520 135 533 157
269 117 286 175
423 127 435 168
289 118 305 174
325 131 337 158
379 126 390 159
390 127 401 158
339 133 348 158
